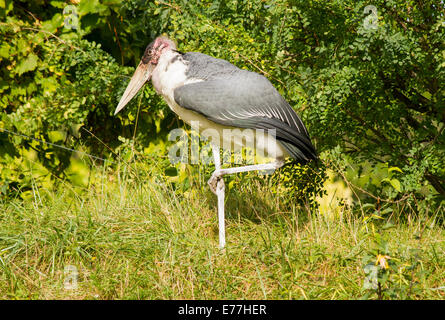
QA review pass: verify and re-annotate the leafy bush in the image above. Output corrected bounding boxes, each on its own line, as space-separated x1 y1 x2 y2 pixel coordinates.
0 1 171 195
1 0 443 211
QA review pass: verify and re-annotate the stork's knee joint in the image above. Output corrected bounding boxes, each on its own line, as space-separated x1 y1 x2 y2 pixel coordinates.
212 169 223 178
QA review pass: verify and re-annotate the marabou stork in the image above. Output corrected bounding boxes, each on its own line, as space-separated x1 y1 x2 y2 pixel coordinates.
114 36 317 248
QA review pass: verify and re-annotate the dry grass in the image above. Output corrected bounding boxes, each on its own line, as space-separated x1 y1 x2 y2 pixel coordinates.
0 164 444 299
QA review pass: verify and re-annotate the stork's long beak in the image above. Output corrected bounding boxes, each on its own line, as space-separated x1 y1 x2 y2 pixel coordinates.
114 61 155 115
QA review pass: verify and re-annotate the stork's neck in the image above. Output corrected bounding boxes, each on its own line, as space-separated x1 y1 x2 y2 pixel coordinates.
151 50 184 95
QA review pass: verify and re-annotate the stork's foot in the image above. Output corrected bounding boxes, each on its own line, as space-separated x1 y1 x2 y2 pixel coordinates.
208 170 224 194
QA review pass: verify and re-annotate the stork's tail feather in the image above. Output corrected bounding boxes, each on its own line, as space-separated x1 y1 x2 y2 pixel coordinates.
279 140 318 165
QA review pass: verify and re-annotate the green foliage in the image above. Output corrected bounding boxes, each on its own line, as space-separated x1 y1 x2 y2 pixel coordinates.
0 0 172 196
296 0 445 202
360 212 436 299
268 160 327 209
1 0 444 212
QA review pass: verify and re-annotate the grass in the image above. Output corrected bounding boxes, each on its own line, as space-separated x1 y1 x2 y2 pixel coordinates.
0 161 444 300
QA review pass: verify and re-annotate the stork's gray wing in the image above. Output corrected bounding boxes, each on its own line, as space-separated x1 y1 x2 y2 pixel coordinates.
174 72 317 163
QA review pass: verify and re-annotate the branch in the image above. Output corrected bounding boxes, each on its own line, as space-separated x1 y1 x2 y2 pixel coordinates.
425 172 445 198
378 72 431 114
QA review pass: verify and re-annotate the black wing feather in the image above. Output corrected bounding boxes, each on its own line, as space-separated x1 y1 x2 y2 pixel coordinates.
174 66 317 163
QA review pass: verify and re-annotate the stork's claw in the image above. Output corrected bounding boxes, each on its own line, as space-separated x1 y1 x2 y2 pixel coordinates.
208 171 224 194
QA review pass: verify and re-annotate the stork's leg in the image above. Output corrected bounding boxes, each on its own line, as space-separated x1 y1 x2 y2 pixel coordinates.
208 160 284 191
209 144 226 249
208 150 284 248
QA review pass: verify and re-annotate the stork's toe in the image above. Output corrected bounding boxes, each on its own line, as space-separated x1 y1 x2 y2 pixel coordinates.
208 172 224 194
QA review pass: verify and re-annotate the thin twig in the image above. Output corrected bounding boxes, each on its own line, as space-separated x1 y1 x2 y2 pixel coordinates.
231 49 285 86
21 27 82 51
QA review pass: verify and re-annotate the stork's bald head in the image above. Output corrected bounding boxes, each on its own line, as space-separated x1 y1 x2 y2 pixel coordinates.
114 36 176 115
142 36 177 65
